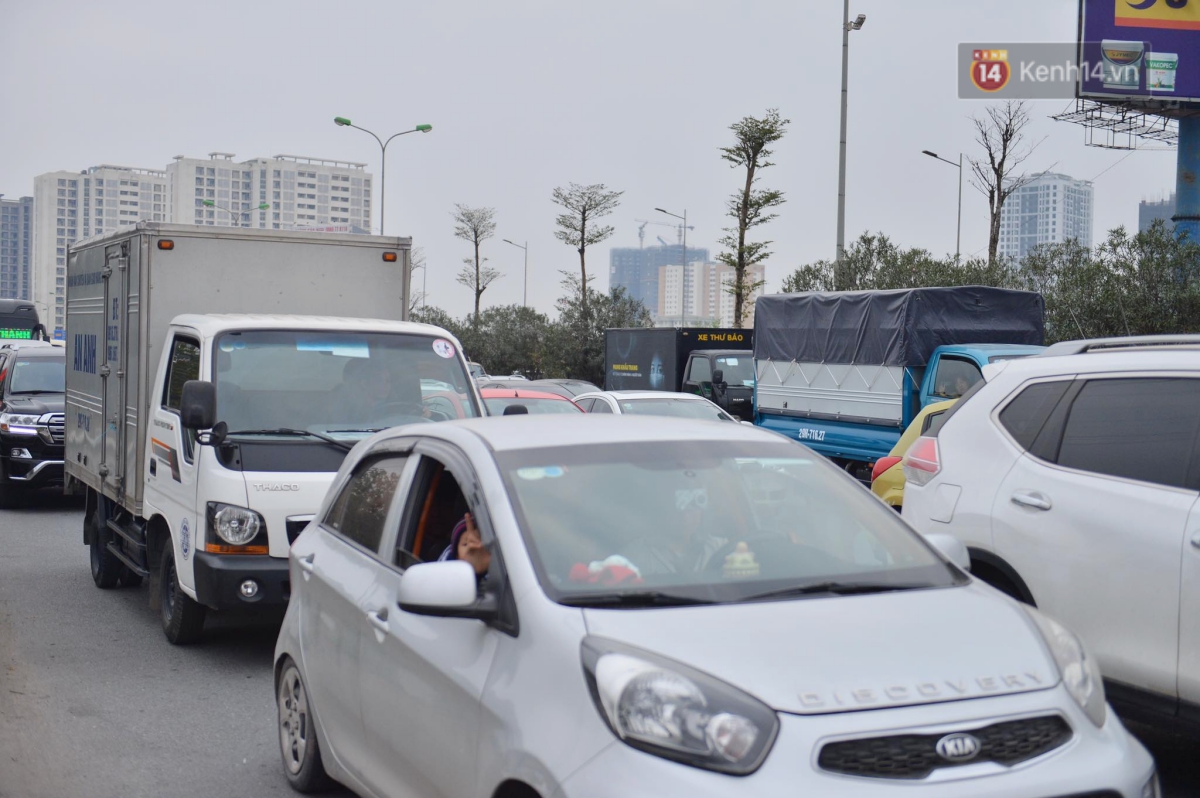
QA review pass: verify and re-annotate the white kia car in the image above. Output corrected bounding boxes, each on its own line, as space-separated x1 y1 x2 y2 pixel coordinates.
903 334 1200 734
276 415 1155 797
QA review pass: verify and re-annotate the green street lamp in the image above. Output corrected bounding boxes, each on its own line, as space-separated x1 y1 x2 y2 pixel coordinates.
332 116 432 234
202 199 270 227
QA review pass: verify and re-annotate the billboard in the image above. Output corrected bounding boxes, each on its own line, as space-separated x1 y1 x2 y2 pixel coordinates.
1079 0 1200 107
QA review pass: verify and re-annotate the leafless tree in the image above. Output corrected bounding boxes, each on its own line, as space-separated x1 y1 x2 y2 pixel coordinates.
551 182 623 321
408 246 427 314
968 101 1033 267
452 204 499 321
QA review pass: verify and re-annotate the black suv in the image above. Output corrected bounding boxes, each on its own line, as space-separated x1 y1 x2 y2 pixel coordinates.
0 342 65 506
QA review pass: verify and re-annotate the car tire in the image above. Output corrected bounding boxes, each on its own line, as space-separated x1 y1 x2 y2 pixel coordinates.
159 543 206 644
277 657 334 793
88 500 122 589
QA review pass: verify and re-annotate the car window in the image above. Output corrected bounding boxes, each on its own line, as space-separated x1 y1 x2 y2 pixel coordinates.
687 357 712 384
394 455 470 567
485 397 582 415
8 357 64 393
324 456 409 553
620 397 730 421
590 398 613 414
1056 378 1200 490
998 380 1073 451
162 336 201 411
575 398 595 412
931 356 983 399
714 355 755 387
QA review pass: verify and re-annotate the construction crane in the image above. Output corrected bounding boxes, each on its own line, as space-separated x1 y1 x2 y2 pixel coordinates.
634 218 695 248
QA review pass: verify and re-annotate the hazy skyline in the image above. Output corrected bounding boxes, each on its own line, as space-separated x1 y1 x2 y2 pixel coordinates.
0 0 1180 319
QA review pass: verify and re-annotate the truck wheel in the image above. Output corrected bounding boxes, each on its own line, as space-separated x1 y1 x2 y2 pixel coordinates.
88 502 122 589
277 657 334 793
159 544 206 644
119 567 144 588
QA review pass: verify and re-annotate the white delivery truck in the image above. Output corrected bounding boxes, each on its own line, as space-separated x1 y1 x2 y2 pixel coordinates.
65 223 482 643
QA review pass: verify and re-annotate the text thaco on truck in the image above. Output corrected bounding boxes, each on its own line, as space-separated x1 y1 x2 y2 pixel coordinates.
65 223 482 643
604 327 755 421
753 287 1045 480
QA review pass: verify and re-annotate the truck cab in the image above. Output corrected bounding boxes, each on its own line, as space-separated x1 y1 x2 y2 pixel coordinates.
915 344 1046 410
680 349 756 421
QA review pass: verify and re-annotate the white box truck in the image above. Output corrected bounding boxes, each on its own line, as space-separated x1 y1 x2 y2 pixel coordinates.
66 223 482 643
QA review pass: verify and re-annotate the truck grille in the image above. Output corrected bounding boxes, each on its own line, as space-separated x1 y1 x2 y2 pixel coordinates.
817 715 1072 780
45 414 65 443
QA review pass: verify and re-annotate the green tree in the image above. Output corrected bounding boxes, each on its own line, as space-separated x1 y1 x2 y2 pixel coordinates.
472 304 552 378
716 109 789 325
551 183 623 322
452 204 500 322
546 276 652 386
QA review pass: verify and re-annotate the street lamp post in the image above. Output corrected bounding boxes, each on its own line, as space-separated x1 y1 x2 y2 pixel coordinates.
655 207 688 327
333 117 432 235
836 3 867 289
502 239 529 307
202 199 270 227
921 150 963 261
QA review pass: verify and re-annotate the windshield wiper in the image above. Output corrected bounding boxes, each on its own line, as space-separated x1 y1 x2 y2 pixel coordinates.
322 428 387 435
740 581 930 602
558 591 716 608
9 389 61 395
224 428 354 453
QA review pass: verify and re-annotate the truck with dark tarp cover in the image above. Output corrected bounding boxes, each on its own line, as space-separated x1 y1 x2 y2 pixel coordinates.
753 286 1045 478
604 327 755 420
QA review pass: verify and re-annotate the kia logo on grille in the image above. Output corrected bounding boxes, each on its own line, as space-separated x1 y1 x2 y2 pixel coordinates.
935 733 981 762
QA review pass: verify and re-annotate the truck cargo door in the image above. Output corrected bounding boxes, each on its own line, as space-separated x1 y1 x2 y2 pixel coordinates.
99 244 130 496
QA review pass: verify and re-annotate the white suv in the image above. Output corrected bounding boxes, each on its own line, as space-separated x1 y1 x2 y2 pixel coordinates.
902 335 1200 733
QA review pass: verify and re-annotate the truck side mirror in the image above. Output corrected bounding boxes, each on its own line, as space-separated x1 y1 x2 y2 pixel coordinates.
180 380 217 430
712 369 725 386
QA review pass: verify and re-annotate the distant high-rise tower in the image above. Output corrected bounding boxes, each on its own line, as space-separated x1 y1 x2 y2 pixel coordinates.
1138 194 1176 233
0 195 34 301
998 173 1094 261
609 243 708 319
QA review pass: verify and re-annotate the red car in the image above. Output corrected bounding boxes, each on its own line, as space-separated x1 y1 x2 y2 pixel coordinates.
481 388 584 416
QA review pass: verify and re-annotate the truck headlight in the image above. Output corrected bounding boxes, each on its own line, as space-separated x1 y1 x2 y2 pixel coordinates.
1024 606 1106 727
0 413 39 435
581 637 778 775
206 502 264 546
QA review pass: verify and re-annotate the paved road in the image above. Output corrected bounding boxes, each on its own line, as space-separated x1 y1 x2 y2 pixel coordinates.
0 492 1196 797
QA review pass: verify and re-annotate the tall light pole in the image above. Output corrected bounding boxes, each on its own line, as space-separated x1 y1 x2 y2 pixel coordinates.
502 239 529 307
836 4 866 289
922 150 964 261
202 199 269 227
333 117 432 235
655 207 688 327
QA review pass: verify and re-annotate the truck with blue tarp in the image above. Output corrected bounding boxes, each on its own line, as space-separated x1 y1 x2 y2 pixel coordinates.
752 286 1045 480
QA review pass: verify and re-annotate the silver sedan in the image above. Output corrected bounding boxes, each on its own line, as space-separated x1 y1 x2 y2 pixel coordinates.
274 415 1155 798
574 389 739 421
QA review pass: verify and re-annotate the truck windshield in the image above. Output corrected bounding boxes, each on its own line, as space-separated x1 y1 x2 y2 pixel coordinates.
714 354 755 387
10 359 65 393
214 330 479 439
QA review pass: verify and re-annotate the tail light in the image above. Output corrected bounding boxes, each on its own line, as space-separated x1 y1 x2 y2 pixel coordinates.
902 436 940 486
870 455 902 483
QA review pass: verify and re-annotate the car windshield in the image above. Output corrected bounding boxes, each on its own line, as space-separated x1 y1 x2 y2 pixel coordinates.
9 358 64 393
214 330 480 440
498 441 962 605
619 397 731 421
485 397 582 415
714 355 755 387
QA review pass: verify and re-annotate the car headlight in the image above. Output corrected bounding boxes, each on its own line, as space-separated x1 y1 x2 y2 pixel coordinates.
581 637 779 775
1024 606 1106 727
0 413 39 435
206 502 264 546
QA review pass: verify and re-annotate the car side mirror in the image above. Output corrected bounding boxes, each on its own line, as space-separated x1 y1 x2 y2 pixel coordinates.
924 533 971 572
397 560 498 621
180 380 217 430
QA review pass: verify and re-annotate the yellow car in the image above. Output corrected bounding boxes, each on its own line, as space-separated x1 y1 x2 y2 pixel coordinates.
870 399 957 510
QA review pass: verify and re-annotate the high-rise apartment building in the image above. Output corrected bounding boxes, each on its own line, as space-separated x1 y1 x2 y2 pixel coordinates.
657 261 767 328
609 243 709 319
1138 193 1176 233
0 195 34 300
33 165 167 337
998 172 1093 261
166 153 372 231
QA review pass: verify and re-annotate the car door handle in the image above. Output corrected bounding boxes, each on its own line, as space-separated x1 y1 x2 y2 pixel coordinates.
296 553 315 573
1011 491 1052 511
366 608 389 633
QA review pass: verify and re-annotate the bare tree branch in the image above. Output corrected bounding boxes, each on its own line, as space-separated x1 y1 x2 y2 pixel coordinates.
967 101 1033 267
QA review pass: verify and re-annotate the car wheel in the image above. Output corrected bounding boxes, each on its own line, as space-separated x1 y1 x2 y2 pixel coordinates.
159 543 206 644
278 657 334 793
88 502 122 589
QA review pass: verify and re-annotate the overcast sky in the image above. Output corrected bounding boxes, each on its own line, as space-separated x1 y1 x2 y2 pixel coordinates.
0 0 1179 319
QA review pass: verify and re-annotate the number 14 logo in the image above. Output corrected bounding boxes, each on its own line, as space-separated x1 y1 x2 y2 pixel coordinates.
971 49 1010 92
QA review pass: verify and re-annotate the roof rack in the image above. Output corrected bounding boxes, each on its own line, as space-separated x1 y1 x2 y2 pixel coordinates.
1040 334 1200 357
